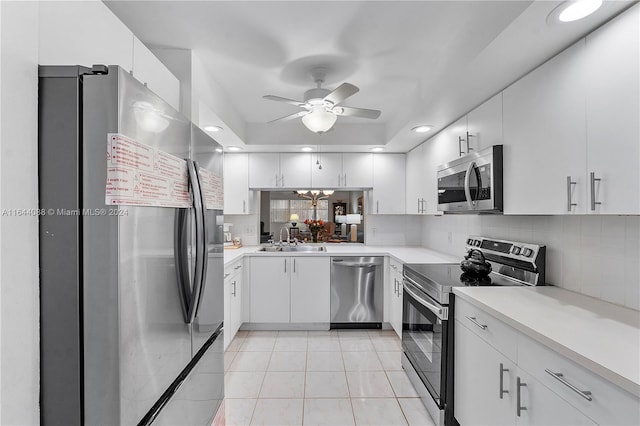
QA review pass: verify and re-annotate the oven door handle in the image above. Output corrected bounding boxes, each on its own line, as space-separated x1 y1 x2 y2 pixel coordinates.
403 279 448 320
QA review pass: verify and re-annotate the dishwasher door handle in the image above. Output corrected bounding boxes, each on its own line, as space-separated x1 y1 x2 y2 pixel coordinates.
332 260 382 267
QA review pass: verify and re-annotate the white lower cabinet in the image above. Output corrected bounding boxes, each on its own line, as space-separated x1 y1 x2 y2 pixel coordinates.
388 258 403 337
224 259 244 349
249 256 330 325
290 257 330 323
454 297 636 426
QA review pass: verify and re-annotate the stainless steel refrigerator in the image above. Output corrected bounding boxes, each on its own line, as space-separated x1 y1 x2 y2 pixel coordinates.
39 65 224 426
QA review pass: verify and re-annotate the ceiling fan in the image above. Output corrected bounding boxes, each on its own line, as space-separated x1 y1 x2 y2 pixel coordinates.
263 67 381 133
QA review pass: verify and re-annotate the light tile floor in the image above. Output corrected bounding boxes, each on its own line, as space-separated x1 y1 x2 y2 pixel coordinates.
223 330 436 426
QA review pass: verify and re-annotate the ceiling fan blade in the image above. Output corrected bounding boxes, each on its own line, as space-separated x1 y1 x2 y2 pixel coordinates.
323 83 359 106
267 110 309 124
263 95 306 107
334 106 381 119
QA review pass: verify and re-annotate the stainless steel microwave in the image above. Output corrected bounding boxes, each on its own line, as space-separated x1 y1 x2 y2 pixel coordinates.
437 145 503 213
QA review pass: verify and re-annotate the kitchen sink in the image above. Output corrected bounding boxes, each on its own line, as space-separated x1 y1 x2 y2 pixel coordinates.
257 245 326 252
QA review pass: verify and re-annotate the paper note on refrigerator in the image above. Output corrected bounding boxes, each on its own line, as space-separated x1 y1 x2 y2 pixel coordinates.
105 133 192 208
198 167 224 210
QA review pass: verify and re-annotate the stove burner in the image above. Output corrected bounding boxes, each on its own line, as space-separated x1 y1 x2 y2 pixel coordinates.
459 272 493 286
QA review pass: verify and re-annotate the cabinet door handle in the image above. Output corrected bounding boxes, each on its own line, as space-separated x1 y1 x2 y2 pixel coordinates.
499 363 509 399
344 173 347 187
466 132 474 152
234 265 242 270
293 258 296 273
544 369 593 401
376 201 379 214
284 258 287 273
566 176 577 212
417 198 421 213
243 200 246 213
232 280 236 296
465 316 487 330
224 273 230 279
281 174 285 187
590 172 601 211
338 173 341 186
393 278 398 295
517 377 527 417
458 136 466 157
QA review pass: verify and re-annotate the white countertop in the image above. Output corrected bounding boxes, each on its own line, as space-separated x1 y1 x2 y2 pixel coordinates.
454 286 640 397
223 244 459 267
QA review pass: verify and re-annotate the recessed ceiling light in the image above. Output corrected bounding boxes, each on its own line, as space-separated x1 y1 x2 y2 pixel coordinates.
215 148 223 153
548 0 602 23
371 147 385 152
227 146 242 152
301 147 313 152
204 125 223 132
412 125 432 133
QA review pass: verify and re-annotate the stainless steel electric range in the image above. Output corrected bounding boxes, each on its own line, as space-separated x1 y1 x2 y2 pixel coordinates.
401 236 546 426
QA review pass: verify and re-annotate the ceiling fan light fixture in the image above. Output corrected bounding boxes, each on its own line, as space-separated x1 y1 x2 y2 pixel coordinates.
301 109 337 133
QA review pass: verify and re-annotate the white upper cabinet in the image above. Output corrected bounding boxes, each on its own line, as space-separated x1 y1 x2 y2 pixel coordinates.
224 153 254 214
405 144 427 214
311 153 342 188
132 37 180 111
372 154 406 214
503 41 587 215
312 153 374 188
248 153 280 188
467 93 503 153
583 4 639 214
248 153 311 188
279 153 312 189
342 153 373 188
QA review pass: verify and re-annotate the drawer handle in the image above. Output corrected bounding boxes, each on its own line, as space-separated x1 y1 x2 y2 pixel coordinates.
465 316 487 330
234 265 242 270
499 363 509 399
224 273 231 279
545 369 593 402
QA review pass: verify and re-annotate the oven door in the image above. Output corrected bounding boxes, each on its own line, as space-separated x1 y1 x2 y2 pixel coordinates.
402 278 449 409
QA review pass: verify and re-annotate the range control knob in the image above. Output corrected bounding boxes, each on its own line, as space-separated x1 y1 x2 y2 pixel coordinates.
474 240 481 247
467 239 473 245
522 248 534 257
511 246 521 255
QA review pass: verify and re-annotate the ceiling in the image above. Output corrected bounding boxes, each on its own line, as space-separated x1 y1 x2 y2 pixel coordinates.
105 0 635 153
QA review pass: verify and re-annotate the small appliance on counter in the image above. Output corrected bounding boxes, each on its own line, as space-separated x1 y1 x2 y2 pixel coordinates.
401 236 546 425
224 223 234 247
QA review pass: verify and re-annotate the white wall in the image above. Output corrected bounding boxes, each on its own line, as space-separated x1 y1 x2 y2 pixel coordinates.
225 214 259 245
421 215 640 310
365 215 423 246
0 1 40 424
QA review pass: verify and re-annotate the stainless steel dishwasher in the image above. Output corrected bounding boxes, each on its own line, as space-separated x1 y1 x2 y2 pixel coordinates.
330 257 384 328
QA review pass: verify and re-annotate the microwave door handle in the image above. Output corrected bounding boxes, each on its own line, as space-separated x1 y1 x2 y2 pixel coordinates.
464 161 476 209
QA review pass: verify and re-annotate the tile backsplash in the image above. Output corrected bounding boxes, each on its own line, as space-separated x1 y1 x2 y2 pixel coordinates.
421 215 640 311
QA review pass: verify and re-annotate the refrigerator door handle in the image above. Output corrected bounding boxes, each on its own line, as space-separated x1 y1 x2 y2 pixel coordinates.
186 160 208 324
174 208 191 323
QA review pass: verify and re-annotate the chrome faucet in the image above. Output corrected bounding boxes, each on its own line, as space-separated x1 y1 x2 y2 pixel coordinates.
279 226 290 245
